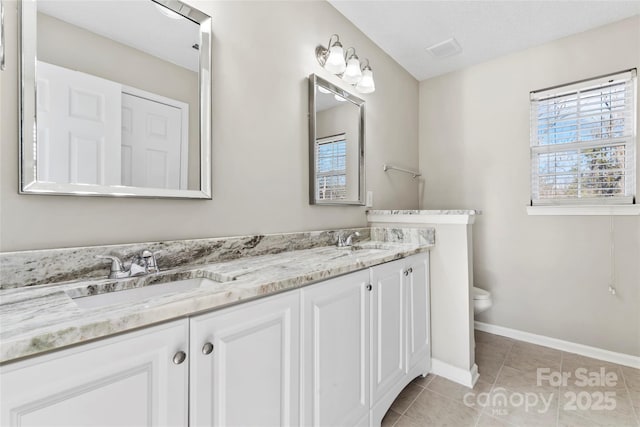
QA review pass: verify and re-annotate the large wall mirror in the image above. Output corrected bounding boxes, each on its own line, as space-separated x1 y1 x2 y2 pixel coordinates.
19 0 212 199
308 74 365 205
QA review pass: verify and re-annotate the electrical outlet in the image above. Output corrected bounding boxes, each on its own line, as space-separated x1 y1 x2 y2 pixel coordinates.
366 191 373 207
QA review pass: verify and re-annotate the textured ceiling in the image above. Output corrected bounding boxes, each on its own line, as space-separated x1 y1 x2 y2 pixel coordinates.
328 1 640 81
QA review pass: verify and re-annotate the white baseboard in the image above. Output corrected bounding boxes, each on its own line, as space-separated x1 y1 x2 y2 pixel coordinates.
475 321 640 369
431 358 479 388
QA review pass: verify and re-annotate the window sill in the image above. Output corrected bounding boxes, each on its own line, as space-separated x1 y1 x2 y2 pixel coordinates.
527 205 640 216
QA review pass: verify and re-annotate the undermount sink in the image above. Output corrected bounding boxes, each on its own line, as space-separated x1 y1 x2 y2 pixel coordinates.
70 277 222 309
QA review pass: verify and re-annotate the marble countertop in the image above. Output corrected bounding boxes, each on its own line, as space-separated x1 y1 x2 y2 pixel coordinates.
367 209 481 215
0 241 432 364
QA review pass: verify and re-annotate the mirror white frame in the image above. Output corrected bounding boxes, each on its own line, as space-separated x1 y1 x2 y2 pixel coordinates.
19 0 212 199
308 74 365 206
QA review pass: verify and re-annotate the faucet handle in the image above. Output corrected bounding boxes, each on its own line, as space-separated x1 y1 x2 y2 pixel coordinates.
141 250 162 274
96 255 124 276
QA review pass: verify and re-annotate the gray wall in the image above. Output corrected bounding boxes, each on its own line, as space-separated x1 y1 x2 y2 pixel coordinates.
0 0 419 251
418 16 640 356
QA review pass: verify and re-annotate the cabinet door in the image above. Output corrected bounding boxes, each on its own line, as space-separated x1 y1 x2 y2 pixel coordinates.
190 291 300 427
0 319 189 427
301 270 370 427
370 260 405 406
405 253 430 373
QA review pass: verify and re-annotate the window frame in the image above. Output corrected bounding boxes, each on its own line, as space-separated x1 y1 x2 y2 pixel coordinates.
528 69 638 215
315 133 348 201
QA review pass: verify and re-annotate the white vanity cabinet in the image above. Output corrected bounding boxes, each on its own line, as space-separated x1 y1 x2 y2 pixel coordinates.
0 319 189 427
189 291 300 427
1 252 430 427
301 253 430 427
300 269 371 427
370 253 431 426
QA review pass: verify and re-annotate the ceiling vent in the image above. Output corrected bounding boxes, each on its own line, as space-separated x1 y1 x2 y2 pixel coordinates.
426 38 462 58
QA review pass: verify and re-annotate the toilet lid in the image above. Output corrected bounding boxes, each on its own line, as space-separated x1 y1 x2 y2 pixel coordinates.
473 286 491 300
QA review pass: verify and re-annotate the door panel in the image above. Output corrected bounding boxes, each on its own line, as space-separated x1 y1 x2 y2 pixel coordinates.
190 291 299 427
371 261 405 405
301 270 370 427
121 93 183 189
36 61 121 185
406 254 430 371
0 320 189 427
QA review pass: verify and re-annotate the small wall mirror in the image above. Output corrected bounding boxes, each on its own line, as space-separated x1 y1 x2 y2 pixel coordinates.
308 74 365 205
19 0 212 199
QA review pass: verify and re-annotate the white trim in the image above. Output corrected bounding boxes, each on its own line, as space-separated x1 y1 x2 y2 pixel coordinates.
526 205 640 216
21 181 209 199
475 321 640 369
367 213 477 225
430 359 479 388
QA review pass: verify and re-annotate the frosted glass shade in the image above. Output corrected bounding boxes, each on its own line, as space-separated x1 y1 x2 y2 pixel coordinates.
356 68 375 94
342 57 362 84
324 45 346 74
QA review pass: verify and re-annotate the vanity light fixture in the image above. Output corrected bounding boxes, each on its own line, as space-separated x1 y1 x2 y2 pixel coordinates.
315 34 375 94
316 34 346 74
355 59 375 94
342 48 362 84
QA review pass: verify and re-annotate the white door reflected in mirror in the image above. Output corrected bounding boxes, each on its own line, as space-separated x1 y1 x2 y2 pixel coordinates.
19 0 212 198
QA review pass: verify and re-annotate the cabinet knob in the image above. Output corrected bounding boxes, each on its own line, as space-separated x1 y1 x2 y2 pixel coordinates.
404 270 409 276
366 284 373 291
173 351 187 365
408 268 413 274
202 342 214 355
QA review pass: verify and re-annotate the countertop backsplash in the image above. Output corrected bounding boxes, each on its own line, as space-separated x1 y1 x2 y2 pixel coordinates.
0 227 374 289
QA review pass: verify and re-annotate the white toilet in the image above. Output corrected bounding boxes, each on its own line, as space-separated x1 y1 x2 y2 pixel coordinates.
472 286 492 315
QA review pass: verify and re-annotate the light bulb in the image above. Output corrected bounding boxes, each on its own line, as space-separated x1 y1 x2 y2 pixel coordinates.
356 67 375 94
324 43 346 74
342 56 362 84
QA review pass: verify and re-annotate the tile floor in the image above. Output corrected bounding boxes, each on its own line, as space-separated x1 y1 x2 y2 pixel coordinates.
382 331 640 427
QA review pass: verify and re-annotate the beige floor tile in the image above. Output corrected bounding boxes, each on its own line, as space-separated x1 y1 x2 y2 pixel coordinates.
394 415 425 427
411 373 435 388
627 388 640 415
404 389 480 427
476 353 505 384
427 375 493 408
381 408 402 427
561 353 624 379
557 409 603 427
495 365 558 394
621 366 640 391
558 385 639 426
390 383 424 414
475 331 515 352
476 412 515 427
511 341 562 359
483 385 559 427
477 340 511 360
504 345 562 374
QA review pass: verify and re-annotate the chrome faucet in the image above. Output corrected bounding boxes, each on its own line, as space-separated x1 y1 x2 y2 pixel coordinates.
337 231 360 248
97 250 161 279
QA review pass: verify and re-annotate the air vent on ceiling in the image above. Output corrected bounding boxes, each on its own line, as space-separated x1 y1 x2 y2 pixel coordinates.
426 38 462 58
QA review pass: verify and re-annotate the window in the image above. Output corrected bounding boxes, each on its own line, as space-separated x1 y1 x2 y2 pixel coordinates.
316 134 347 201
529 69 637 206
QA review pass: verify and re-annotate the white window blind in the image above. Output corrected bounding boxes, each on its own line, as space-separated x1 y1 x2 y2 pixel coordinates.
316 134 347 201
530 69 637 206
